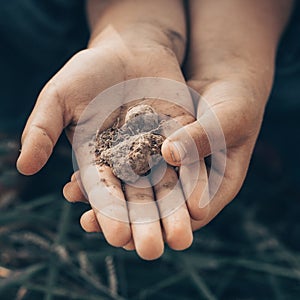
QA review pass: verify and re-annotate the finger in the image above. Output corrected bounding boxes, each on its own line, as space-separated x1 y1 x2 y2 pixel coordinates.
191 143 253 231
123 240 136 251
71 171 80 182
17 48 125 176
124 177 164 260
180 160 210 221
63 182 88 203
152 165 193 250
63 171 88 203
16 83 66 175
162 81 260 166
161 120 210 166
191 218 207 231
80 210 102 233
87 165 132 247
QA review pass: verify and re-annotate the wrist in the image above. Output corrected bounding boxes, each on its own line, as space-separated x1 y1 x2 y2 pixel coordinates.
88 22 186 63
188 55 275 104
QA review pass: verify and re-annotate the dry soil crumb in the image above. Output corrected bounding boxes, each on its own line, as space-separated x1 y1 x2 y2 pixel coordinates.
94 105 165 183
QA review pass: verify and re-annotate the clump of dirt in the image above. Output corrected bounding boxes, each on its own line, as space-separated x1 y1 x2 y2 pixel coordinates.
94 105 165 183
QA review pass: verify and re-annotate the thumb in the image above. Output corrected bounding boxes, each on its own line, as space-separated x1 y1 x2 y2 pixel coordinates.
162 121 209 166
16 50 102 176
16 84 65 175
161 111 226 166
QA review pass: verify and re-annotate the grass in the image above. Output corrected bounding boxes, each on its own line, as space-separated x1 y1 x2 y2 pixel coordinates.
0 111 300 300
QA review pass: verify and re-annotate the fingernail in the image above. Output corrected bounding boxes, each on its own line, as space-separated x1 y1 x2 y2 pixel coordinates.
169 141 186 163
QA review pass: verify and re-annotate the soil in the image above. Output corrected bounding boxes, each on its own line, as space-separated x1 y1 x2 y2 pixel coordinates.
94 104 165 183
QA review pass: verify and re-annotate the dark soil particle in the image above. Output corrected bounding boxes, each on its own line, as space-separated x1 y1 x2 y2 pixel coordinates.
94 104 165 183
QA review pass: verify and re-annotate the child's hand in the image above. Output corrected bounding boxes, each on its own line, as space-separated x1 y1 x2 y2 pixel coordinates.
17 0 194 260
65 95 199 259
178 0 293 229
64 75 266 252
17 42 195 260
17 0 293 261
62 0 293 260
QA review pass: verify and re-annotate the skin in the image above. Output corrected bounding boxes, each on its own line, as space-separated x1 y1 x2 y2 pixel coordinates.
17 0 293 260
17 0 191 260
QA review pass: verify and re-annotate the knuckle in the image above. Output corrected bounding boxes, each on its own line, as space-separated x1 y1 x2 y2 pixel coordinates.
39 80 70 127
30 124 55 149
190 122 211 157
42 79 66 105
154 167 178 194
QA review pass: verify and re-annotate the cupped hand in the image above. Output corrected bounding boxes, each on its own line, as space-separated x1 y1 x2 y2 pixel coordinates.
67 75 267 255
163 77 266 230
17 33 201 260
64 94 198 260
